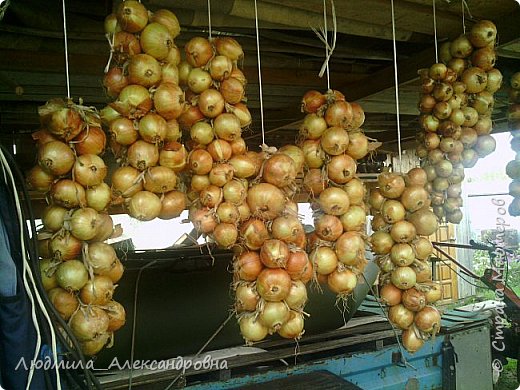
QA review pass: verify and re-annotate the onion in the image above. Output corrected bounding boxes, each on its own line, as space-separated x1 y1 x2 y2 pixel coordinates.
215 202 238 225
42 205 67 232
285 251 310 280
381 200 405 224
421 77 435 94
300 114 328 139
472 47 496 72
433 83 453 102
209 163 233 187
230 137 247 156
429 63 447 80
73 154 107 188
235 282 259 313
390 243 415 267
474 135 496 157
327 269 357 295
48 287 79 320
402 325 424 353
378 172 405 199
234 251 264 282
70 306 110 343
116 0 147 32
389 304 414 330
41 105 83 142
340 205 366 232
346 131 369 159
112 31 142 62
421 115 440 133
86 242 118 276
240 218 269 250
391 220 417 244
415 306 441 334
140 22 173 60
370 231 394 255
188 68 212 94
371 214 387 231
405 168 427 187
127 191 162 221
279 310 305 339
111 166 143 198
91 213 114 242
335 231 365 266
206 140 232 162
144 166 177 194
38 141 75 176
272 215 304 245
257 268 292 302
220 77 245 104
161 63 179 85
239 315 268 343
247 183 286 220
511 71 520 89
159 141 187 172
391 267 416 290
343 178 364 206
319 187 350 216
428 148 445 164
435 159 453 178
507 160 520 180
197 90 224 119
104 13 120 34
277 145 304 175
303 169 326 196
469 20 497 48
128 53 161 87
40 259 59 291
315 214 343 242
433 101 452 120
214 37 243 62
413 260 433 283
369 188 386 210
301 90 326 113
327 154 357 184
38 238 52 259
460 127 478 148
213 223 238 248
80 275 114 306
56 260 88 291
200 185 223 208
185 37 213 67
408 209 438 236
446 209 463 224
50 179 86 209
26 165 54 192
223 180 247 204
263 154 297 188
109 118 137 146
311 246 338 275
112 84 152 118
423 282 443 303
213 113 241 142
400 186 428 213
413 237 433 260
439 42 452 64
69 207 99 241
154 82 185 120
474 116 492 136
450 34 473 58
157 190 185 219
321 127 349 155
103 300 126 332
462 67 488 94
208 56 232 81
188 149 213 175
377 255 395 273
380 283 402 306
402 288 426 312
302 139 325 168
325 101 353 128
348 102 365 129
258 301 290 332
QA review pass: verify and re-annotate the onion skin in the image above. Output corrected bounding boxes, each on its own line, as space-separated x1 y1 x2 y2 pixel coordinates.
26 165 55 192
127 191 162 221
80 275 114 306
327 269 357 295
278 311 305 339
388 304 414 330
239 315 268 343
391 267 416 290
380 283 402 306
48 287 79 320
256 268 292 302
378 172 405 199
38 141 75 176
235 282 259 313
240 218 269 250
247 183 286 220
408 209 439 236
235 251 264 281
56 260 89 292
73 127 106 156
415 306 441 334
311 246 338 276
402 325 425 353
402 288 427 312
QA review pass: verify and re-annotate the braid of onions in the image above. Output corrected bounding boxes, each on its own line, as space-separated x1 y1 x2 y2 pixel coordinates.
368 169 442 353
28 96 125 357
418 20 500 224
299 90 378 304
506 71 520 216
101 1 187 222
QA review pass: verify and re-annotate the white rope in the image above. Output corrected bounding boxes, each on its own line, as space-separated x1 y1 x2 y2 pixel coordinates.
207 0 212 40
253 0 265 146
62 0 71 99
390 0 403 172
323 0 330 90
433 0 438 63
312 0 337 83
461 0 465 34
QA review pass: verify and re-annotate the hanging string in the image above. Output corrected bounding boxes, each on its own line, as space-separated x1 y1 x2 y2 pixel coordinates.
62 0 71 99
207 0 212 40
323 0 330 90
312 1 337 87
433 0 438 63
461 0 466 34
253 0 265 146
390 0 403 172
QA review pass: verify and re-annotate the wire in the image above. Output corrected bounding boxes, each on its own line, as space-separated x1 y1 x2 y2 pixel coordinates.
461 0 466 34
207 0 212 40
128 260 158 390
253 0 265 147
323 0 330 90
432 0 438 63
62 0 71 98
390 0 403 172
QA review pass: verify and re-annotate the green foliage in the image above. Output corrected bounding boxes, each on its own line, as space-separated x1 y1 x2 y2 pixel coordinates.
472 249 520 299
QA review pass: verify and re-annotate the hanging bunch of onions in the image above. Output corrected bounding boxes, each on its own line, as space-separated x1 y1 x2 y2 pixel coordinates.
507 72 520 217
298 89 377 305
369 168 442 353
102 2 187 222
420 20 499 224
